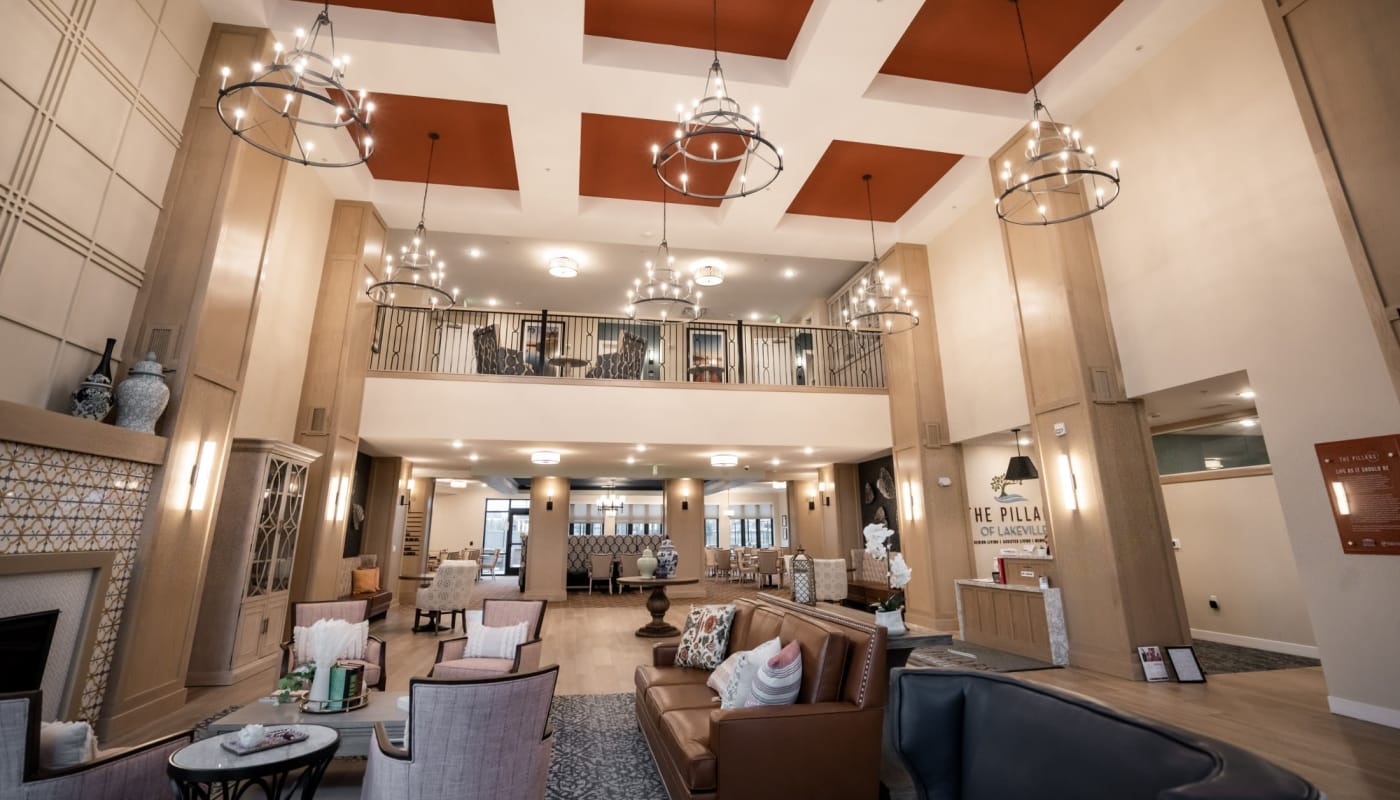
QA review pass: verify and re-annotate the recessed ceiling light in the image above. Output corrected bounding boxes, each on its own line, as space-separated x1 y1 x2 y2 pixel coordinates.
771 457 780 465
451 439 463 448
487 298 498 306
694 264 724 286
449 479 468 488
636 444 647 452
749 312 760 321
548 256 579 278
626 455 636 464
469 453 479 461
803 446 814 455
1238 418 1257 428
531 450 561 465
771 481 787 489
468 247 481 258
711 454 738 468
783 268 795 279
1238 389 1256 399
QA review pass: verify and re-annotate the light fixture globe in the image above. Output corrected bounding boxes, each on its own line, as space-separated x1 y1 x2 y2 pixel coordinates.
710 454 739 468
651 0 782 200
693 264 724 287
531 450 561 465
217 2 374 168
548 256 579 278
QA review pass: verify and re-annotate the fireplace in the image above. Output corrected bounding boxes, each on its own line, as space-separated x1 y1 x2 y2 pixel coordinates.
0 609 60 694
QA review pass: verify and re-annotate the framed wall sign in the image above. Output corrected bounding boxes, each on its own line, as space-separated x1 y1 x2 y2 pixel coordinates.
1314 434 1400 555
1166 646 1206 683
1137 646 1170 682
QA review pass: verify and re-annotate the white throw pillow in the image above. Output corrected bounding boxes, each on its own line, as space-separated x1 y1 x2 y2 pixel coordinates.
39 721 96 769
721 636 782 709
463 620 529 659
706 650 744 696
293 619 369 665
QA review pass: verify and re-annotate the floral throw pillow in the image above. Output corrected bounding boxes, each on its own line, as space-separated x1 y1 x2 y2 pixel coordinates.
674 604 736 669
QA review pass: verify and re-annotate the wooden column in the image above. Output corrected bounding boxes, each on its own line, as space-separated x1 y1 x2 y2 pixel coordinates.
992 127 1190 679
819 463 862 560
289 201 385 604
364 457 410 600
786 480 825 556
665 478 705 600
524 477 568 602
880 244 976 631
101 25 289 739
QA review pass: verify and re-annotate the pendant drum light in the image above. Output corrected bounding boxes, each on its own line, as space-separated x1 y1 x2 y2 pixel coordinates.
1005 427 1039 483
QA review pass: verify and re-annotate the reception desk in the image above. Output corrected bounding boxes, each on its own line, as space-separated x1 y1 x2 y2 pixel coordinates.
955 579 1068 666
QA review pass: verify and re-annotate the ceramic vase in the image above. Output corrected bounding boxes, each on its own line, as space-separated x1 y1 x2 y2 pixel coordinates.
638 548 658 579
115 352 169 433
875 608 907 636
655 538 678 578
69 338 116 421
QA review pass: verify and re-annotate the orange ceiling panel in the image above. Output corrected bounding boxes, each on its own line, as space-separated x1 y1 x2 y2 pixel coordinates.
880 0 1123 93
584 0 814 60
578 113 739 208
361 93 518 190
786 141 961 223
328 0 495 23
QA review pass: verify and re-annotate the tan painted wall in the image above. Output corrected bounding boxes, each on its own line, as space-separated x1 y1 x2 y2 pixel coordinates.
524 477 568 602
426 484 516 553
0 0 209 409
232 167 334 440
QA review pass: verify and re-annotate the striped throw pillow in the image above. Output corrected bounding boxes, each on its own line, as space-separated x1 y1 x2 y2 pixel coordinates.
745 640 803 707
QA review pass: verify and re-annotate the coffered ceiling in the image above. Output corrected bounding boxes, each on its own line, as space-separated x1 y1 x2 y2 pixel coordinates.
202 0 1218 265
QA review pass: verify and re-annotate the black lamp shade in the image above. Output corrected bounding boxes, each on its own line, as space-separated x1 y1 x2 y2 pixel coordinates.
1006 455 1039 482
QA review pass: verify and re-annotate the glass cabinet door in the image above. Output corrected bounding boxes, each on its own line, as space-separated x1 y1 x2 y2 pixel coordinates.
246 456 308 598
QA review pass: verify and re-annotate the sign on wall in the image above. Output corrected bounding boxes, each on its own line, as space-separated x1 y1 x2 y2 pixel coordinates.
963 445 1047 577
1315 434 1400 555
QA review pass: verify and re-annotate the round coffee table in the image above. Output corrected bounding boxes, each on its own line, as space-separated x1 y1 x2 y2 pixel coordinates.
549 356 589 377
615 576 701 637
168 723 339 799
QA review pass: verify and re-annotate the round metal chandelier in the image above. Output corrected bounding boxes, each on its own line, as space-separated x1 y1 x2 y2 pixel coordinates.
366 133 456 309
597 483 625 513
995 0 1120 226
626 190 703 320
651 0 782 200
843 175 919 335
217 2 374 168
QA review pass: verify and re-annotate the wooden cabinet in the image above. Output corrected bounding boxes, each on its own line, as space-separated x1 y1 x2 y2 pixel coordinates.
956 580 1069 666
187 440 319 686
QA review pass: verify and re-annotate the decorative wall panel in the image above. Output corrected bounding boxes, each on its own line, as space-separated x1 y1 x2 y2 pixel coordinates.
0 440 154 720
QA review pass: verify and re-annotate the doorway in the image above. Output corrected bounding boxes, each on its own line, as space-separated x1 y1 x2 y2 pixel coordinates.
506 510 529 576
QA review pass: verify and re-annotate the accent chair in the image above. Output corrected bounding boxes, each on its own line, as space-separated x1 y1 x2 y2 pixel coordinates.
0 691 193 799
280 598 387 691
585 331 647 379
472 324 535 376
364 667 558 800
431 599 548 680
415 560 478 633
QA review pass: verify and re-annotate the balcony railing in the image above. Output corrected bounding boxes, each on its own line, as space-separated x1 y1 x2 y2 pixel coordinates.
368 306 886 390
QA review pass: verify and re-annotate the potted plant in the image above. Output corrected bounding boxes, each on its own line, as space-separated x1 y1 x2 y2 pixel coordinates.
274 664 316 704
863 523 912 635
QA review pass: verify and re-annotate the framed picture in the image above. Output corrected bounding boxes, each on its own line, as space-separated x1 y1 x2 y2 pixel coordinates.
687 327 728 379
780 514 790 547
1137 646 1170 682
1166 646 1206 683
520 319 565 374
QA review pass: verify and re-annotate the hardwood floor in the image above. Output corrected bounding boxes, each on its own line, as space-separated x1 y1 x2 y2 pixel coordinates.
115 577 1400 800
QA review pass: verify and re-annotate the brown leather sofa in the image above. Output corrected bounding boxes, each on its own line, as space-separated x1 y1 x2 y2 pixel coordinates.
635 595 888 800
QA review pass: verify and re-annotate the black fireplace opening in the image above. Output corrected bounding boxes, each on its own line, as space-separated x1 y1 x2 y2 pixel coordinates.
0 609 60 694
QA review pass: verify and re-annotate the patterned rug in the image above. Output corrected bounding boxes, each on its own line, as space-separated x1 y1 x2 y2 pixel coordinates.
547 693 665 800
1192 639 1320 674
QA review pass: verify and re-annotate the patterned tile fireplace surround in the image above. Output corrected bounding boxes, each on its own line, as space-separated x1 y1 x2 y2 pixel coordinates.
0 439 156 721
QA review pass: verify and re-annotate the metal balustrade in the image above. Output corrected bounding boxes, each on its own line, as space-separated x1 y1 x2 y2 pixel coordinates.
368 306 886 390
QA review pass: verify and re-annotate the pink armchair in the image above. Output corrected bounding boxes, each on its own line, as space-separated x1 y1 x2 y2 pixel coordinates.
280 598 387 690
0 691 192 799
431 599 547 680
363 667 558 800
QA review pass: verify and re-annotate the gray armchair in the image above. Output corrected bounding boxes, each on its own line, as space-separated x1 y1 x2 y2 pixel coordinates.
473 324 535 376
431 598 547 680
0 691 192 799
364 667 559 800
586 331 647 379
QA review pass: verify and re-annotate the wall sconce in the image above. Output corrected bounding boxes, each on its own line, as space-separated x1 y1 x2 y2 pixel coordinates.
546 489 555 511
681 485 690 511
188 440 217 511
1057 453 1079 511
807 488 816 511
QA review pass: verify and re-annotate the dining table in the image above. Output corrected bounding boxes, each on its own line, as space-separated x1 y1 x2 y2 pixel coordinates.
614 576 700 637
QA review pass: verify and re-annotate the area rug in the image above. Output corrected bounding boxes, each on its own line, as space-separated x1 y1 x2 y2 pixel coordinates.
547 693 666 800
1191 640 1320 675
905 640 1056 673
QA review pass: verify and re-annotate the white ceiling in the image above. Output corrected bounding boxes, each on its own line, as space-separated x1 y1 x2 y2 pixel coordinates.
200 0 1224 263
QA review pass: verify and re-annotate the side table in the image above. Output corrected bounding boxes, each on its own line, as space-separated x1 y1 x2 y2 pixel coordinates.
614 576 700 637
168 723 339 799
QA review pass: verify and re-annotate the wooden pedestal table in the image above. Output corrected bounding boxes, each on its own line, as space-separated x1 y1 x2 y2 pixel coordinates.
615 576 700 637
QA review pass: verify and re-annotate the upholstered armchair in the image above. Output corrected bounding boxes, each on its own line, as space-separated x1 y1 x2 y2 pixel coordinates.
280 598 387 691
363 667 558 800
0 691 192 799
585 331 647 379
473 324 535 376
431 599 547 680
416 560 478 633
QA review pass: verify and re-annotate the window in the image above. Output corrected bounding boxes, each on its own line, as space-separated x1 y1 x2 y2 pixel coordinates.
704 518 719 548
1152 418 1270 476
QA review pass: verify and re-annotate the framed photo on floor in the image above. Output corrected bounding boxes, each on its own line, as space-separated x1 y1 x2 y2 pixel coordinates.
1137 645 1170 682
1166 646 1206 683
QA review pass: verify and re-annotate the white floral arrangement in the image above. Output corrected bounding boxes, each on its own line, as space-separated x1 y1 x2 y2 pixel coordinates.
863 523 910 613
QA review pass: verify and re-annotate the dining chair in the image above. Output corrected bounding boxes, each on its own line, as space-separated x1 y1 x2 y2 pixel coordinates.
588 553 615 594
465 547 482 563
477 548 501 581
617 554 641 591
416 560 478 633
712 548 732 580
704 548 717 577
755 550 783 588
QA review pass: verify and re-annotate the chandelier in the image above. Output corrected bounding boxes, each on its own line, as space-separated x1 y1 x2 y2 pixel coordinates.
597 483 625 513
626 190 703 320
366 132 456 309
843 175 919 335
651 0 782 200
217 2 373 167
995 0 1120 226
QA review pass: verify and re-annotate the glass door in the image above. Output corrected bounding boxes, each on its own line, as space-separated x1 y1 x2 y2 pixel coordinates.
506 510 530 575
